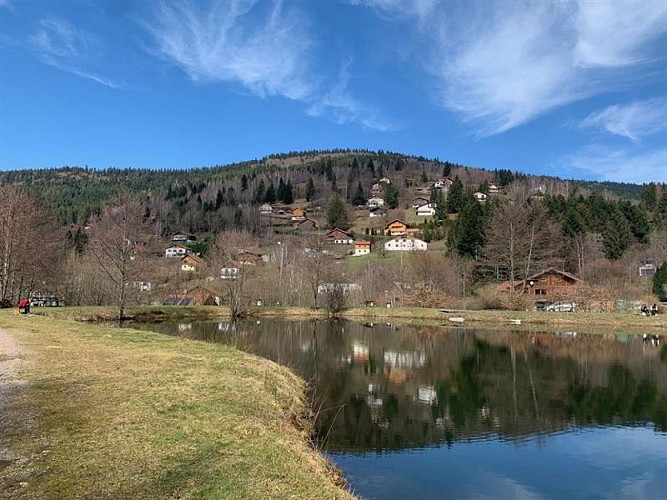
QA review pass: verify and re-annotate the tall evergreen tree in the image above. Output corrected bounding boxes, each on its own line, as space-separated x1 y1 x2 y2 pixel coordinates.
366 158 375 176
241 174 249 192
284 180 294 204
264 180 277 204
305 177 315 202
446 176 464 213
449 195 486 258
384 183 399 209
641 182 657 211
602 209 633 259
352 181 366 206
653 263 667 301
326 193 350 229
253 179 266 204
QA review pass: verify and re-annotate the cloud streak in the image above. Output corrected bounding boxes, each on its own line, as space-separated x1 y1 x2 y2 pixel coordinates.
146 0 313 100
348 0 440 25
29 18 123 89
563 145 667 184
307 59 395 131
146 0 391 130
356 0 667 136
581 98 667 143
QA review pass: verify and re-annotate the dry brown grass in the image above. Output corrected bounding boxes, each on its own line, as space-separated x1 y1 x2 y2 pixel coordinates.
0 313 352 499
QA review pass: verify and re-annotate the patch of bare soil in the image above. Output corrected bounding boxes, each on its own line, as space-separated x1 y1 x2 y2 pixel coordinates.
0 328 31 497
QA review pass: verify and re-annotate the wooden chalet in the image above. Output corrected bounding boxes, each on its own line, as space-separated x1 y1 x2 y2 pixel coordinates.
180 254 203 272
385 219 410 236
296 218 318 231
411 197 429 208
164 285 220 306
499 268 582 297
326 228 354 244
291 208 307 221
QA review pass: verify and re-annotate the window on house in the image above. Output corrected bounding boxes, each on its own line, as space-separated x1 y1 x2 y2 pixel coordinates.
535 289 546 295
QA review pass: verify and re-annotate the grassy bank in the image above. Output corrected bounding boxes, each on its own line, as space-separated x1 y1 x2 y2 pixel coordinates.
31 304 667 331
0 313 352 499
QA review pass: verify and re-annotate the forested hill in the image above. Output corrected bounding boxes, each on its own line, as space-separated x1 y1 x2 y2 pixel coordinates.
0 149 645 226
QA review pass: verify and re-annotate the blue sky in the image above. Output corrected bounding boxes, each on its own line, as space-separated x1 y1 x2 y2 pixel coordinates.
1 0 666 183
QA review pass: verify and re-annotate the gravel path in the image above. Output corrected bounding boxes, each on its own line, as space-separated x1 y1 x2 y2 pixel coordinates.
0 327 30 496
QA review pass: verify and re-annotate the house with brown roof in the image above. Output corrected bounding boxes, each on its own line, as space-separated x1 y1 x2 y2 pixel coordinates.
411 197 429 208
291 208 307 221
385 219 410 236
499 268 582 298
180 254 203 272
354 240 371 256
296 218 318 231
326 228 354 244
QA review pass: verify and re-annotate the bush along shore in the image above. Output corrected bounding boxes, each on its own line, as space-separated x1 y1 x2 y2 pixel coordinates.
0 312 352 499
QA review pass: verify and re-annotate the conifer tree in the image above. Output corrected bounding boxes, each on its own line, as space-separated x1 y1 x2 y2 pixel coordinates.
305 177 316 202
653 263 667 301
264 181 277 203
352 181 366 206
446 176 464 213
326 193 350 229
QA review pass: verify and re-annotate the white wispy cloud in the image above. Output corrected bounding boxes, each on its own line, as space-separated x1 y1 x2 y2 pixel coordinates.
563 145 667 183
574 2 667 67
348 0 440 24
581 98 667 143
307 59 395 131
146 0 392 131
29 18 123 89
356 0 667 135
146 0 313 100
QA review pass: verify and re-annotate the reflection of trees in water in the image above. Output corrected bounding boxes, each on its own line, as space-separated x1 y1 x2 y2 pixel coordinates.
132 319 667 451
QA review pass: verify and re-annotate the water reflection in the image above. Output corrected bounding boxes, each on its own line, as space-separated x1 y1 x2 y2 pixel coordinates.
132 320 667 498
133 320 667 451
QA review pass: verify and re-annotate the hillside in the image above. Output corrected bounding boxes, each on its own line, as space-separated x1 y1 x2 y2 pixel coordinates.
0 149 645 227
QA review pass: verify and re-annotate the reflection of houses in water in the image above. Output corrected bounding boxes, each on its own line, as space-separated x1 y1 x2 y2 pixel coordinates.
417 385 437 404
367 384 387 426
353 341 370 362
383 350 427 368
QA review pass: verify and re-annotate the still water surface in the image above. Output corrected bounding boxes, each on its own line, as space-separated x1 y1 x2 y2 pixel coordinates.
134 319 667 499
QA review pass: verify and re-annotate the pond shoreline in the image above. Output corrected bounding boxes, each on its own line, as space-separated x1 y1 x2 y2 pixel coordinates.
33 305 667 333
0 313 354 499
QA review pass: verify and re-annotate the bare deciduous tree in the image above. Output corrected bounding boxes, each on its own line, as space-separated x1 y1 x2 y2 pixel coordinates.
0 186 54 304
208 230 258 319
88 198 154 321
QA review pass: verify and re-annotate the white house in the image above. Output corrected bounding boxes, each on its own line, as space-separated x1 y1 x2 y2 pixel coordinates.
416 203 437 217
165 244 192 258
171 232 197 244
433 179 452 190
367 196 385 208
473 192 488 203
354 240 371 256
384 236 427 251
369 207 387 218
220 265 240 279
259 203 274 215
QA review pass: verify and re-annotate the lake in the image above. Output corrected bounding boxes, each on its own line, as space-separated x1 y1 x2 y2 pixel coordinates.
133 319 667 499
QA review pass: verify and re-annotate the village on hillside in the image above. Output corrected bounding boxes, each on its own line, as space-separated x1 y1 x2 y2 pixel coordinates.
1 152 666 315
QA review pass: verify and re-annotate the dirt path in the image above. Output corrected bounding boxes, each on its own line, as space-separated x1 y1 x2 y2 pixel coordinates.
0 327 30 496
